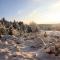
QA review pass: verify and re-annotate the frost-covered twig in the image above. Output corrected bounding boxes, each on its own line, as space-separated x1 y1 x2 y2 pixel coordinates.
40 38 47 46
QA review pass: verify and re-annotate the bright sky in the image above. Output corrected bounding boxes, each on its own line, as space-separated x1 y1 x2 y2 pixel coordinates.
0 0 60 24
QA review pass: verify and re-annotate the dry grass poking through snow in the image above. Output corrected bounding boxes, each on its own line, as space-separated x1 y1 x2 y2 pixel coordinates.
0 31 60 60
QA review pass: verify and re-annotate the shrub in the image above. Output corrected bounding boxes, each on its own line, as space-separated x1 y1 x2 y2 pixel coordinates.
0 27 6 35
29 22 39 32
8 27 13 35
44 32 47 37
27 26 32 33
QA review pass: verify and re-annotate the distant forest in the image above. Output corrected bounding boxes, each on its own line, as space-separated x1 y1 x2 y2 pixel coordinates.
0 17 60 36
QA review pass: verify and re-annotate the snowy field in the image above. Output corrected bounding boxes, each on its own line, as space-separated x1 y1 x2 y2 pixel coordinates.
0 31 60 60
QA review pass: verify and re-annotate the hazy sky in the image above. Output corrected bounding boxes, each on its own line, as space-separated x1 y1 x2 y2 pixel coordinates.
0 0 60 24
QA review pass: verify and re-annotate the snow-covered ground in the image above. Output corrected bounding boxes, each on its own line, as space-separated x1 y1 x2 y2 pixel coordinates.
0 31 60 60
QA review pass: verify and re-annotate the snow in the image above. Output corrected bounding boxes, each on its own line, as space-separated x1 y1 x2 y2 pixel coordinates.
0 31 60 60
